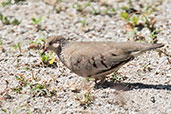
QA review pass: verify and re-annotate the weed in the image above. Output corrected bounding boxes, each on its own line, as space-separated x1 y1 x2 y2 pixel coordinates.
80 91 94 106
80 17 87 27
143 63 152 72
120 1 161 42
11 86 23 94
30 83 47 96
41 51 56 65
111 72 125 82
0 0 25 6
14 0 25 4
0 38 2 45
142 5 156 15
12 42 22 53
24 67 31 71
143 16 161 43
12 74 56 97
1 108 8 114
120 12 129 21
31 17 45 31
11 18 20 25
4 17 10 25
0 0 11 7
15 75 28 87
0 13 20 25
128 0 133 8
104 7 116 16
72 2 90 12
31 17 44 25
29 37 45 49
30 37 56 65
91 6 100 15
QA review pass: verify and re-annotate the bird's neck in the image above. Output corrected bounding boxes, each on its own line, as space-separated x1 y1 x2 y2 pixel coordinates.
56 40 69 63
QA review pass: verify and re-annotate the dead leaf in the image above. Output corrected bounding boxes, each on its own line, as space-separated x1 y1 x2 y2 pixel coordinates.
28 44 40 49
125 22 133 32
43 0 56 6
149 17 156 27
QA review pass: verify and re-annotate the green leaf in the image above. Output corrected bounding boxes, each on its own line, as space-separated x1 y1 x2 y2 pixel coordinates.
0 13 3 21
83 2 90 9
48 56 55 64
121 6 129 10
91 6 99 15
0 38 2 45
11 18 20 25
32 17 44 25
120 12 129 20
1 0 11 7
80 19 86 27
41 54 49 64
72 3 81 11
131 16 139 25
14 0 25 4
4 17 10 25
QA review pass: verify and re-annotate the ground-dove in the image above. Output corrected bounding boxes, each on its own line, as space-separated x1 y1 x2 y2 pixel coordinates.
42 36 164 84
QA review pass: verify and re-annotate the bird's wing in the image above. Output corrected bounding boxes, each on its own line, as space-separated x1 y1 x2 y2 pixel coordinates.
67 42 134 77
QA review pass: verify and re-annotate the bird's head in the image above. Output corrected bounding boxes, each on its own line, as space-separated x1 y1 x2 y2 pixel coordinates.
41 36 64 55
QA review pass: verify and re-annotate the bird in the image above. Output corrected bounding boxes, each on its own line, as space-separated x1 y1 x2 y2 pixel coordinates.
42 36 164 84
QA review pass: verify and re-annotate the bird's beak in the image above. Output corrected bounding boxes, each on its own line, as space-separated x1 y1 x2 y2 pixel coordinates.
41 47 47 55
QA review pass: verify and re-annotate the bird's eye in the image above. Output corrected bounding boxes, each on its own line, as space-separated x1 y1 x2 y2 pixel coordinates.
49 42 52 45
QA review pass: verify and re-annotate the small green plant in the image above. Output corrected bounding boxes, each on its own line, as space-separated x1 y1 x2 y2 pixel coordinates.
104 7 116 16
14 0 25 4
143 16 161 43
128 0 133 8
0 0 12 7
41 54 50 64
111 73 125 82
0 38 2 45
0 13 20 25
12 75 28 93
80 17 87 27
120 12 129 21
11 18 20 25
130 15 139 26
1 108 8 114
80 91 94 106
4 17 10 25
31 17 44 25
142 5 156 15
120 1 161 43
12 42 22 53
30 37 45 49
31 17 45 31
24 67 31 71
91 6 100 15
30 83 48 96
0 0 25 6
12 74 56 97
72 2 91 12
41 52 55 65
143 63 153 72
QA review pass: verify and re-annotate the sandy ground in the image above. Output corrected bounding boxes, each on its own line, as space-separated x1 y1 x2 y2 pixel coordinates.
0 0 170 114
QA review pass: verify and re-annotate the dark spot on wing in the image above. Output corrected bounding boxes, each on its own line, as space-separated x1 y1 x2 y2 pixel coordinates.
92 57 97 68
101 60 108 68
96 55 134 75
100 54 108 68
111 53 117 56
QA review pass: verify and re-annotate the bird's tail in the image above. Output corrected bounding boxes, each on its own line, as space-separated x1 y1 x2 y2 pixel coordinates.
130 43 164 57
141 43 164 52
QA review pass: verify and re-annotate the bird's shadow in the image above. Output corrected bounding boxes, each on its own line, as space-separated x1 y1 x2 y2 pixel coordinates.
94 81 171 91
